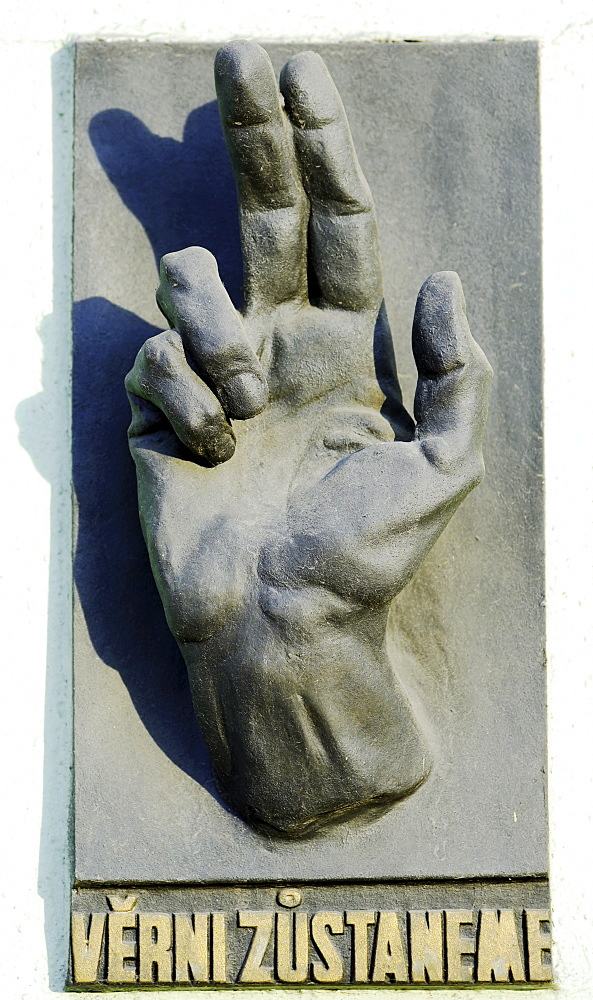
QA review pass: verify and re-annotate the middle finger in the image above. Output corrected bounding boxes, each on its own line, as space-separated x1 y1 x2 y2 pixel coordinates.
215 40 309 314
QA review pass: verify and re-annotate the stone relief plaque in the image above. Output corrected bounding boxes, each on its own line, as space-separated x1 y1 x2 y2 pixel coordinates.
70 39 549 987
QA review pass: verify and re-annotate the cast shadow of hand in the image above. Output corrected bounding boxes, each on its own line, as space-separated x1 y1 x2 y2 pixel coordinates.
77 103 242 799
89 102 242 288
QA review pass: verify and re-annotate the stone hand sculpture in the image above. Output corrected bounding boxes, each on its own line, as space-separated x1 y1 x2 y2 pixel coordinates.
125 41 492 838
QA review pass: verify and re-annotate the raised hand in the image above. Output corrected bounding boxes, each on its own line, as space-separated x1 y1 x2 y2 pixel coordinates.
125 41 492 838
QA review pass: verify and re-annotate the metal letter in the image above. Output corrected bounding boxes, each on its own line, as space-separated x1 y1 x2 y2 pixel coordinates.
445 909 476 983
409 910 444 984
476 910 525 983
238 911 274 983
525 909 552 982
345 911 375 982
138 913 173 983
107 911 137 984
276 911 309 983
174 913 209 983
370 911 408 983
211 913 227 983
71 913 106 984
310 911 344 983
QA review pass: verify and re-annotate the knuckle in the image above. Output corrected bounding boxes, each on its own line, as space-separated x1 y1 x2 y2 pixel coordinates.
142 331 182 379
458 454 485 492
421 438 485 491
123 369 136 394
420 436 451 471
466 344 493 384
165 587 240 643
161 565 244 643
468 455 486 488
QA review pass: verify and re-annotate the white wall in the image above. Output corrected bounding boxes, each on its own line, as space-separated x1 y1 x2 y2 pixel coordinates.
1 1 592 997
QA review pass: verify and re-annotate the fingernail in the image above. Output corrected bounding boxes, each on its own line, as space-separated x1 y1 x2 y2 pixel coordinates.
220 373 268 419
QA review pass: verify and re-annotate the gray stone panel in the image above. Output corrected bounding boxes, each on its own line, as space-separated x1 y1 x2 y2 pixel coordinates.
73 41 545 883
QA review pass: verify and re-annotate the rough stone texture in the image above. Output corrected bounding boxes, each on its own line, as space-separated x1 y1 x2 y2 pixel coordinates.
73 40 545 882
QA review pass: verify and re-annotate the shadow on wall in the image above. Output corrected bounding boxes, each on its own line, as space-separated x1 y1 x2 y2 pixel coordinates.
71 102 246 792
88 102 243 294
72 298 214 786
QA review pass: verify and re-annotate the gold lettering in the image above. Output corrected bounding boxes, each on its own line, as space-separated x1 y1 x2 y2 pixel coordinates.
138 913 172 983
174 913 209 983
211 913 227 982
477 909 525 983
71 913 106 983
370 911 408 983
310 911 344 983
276 911 308 983
445 909 475 983
345 910 375 982
107 911 137 983
238 911 274 983
525 909 552 982
409 910 444 983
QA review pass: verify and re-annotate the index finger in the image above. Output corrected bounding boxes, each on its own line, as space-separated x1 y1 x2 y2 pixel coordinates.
157 246 269 419
215 41 308 312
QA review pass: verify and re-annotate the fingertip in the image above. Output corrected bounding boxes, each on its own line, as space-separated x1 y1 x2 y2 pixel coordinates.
160 246 217 282
180 398 237 465
199 425 237 465
157 247 219 327
215 39 267 75
416 271 466 322
215 40 279 126
219 372 269 420
280 51 341 128
280 49 327 84
413 271 471 377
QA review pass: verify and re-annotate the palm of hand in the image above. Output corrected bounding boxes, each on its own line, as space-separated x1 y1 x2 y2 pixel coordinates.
126 41 491 836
